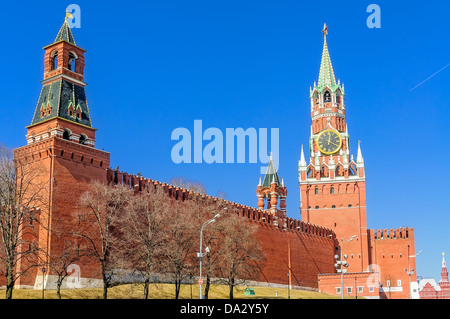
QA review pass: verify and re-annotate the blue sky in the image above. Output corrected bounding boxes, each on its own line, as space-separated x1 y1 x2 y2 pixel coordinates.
1 0 449 282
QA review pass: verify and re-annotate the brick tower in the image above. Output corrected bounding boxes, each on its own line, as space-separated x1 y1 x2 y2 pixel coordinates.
298 24 369 273
13 17 110 288
256 155 287 227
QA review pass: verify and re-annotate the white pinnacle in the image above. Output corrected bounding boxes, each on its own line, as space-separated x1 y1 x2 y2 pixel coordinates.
357 140 364 163
299 144 307 167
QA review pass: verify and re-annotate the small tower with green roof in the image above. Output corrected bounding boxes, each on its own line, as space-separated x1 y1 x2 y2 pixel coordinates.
256 154 287 217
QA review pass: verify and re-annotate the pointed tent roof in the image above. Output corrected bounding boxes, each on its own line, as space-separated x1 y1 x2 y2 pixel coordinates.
357 140 364 163
317 24 338 91
261 156 282 188
54 16 76 45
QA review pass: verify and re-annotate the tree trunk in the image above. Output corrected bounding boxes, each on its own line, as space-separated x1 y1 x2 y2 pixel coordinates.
143 276 150 299
205 274 211 299
56 277 63 299
204 254 211 299
102 273 108 299
5 281 14 299
5 269 14 299
229 276 234 299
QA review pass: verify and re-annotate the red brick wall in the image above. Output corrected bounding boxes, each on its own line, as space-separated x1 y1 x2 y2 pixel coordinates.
254 223 335 288
9 142 337 290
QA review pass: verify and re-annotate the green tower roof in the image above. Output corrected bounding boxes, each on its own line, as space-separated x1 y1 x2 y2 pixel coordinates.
261 157 282 188
54 18 76 45
318 26 336 88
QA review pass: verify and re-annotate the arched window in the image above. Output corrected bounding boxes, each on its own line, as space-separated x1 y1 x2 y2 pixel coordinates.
51 51 58 70
68 52 77 71
330 186 335 194
79 134 87 145
315 187 319 195
324 91 331 103
307 167 314 178
63 128 71 140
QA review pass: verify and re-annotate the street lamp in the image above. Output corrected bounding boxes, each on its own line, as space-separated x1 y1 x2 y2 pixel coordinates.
335 235 357 299
405 244 422 299
287 273 290 299
198 212 222 299
41 267 46 299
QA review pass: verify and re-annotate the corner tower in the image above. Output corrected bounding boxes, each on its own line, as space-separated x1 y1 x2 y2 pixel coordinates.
13 16 110 288
298 24 368 273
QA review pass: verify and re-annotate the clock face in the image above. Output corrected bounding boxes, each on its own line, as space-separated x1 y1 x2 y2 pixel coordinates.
316 129 342 154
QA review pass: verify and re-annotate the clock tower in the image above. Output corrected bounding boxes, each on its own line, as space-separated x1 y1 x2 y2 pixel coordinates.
298 25 369 273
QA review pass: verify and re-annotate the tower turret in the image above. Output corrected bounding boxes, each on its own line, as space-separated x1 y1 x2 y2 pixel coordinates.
256 154 287 216
27 16 95 148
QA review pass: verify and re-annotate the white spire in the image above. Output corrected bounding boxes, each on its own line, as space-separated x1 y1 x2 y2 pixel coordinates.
357 140 364 163
299 144 307 167
443 252 447 268
258 176 262 186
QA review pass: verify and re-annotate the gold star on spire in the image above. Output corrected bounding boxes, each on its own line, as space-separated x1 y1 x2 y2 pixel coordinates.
322 23 328 38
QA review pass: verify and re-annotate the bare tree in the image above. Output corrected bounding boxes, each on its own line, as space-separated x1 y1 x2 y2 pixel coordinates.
119 186 168 299
0 145 48 299
170 177 207 195
159 200 197 299
76 180 131 299
47 234 81 299
216 211 265 299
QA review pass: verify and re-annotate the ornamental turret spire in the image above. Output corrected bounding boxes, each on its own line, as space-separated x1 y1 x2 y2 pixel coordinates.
54 15 76 45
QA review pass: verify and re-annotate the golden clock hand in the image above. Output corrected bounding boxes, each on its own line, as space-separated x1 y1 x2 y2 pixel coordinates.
329 140 339 147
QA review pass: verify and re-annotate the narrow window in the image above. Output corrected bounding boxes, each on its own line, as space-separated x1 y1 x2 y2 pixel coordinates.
79 134 87 145
68 52 77 71
315 187 319 195
51 51 59 70
63 129 71 140
330 186 335 194
324 91 331 103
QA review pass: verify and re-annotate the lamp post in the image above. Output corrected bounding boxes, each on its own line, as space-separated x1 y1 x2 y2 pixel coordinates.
41 267 46 299
405 244 422 299
335 235 357 299
198 212 221 299
287 273 290 299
